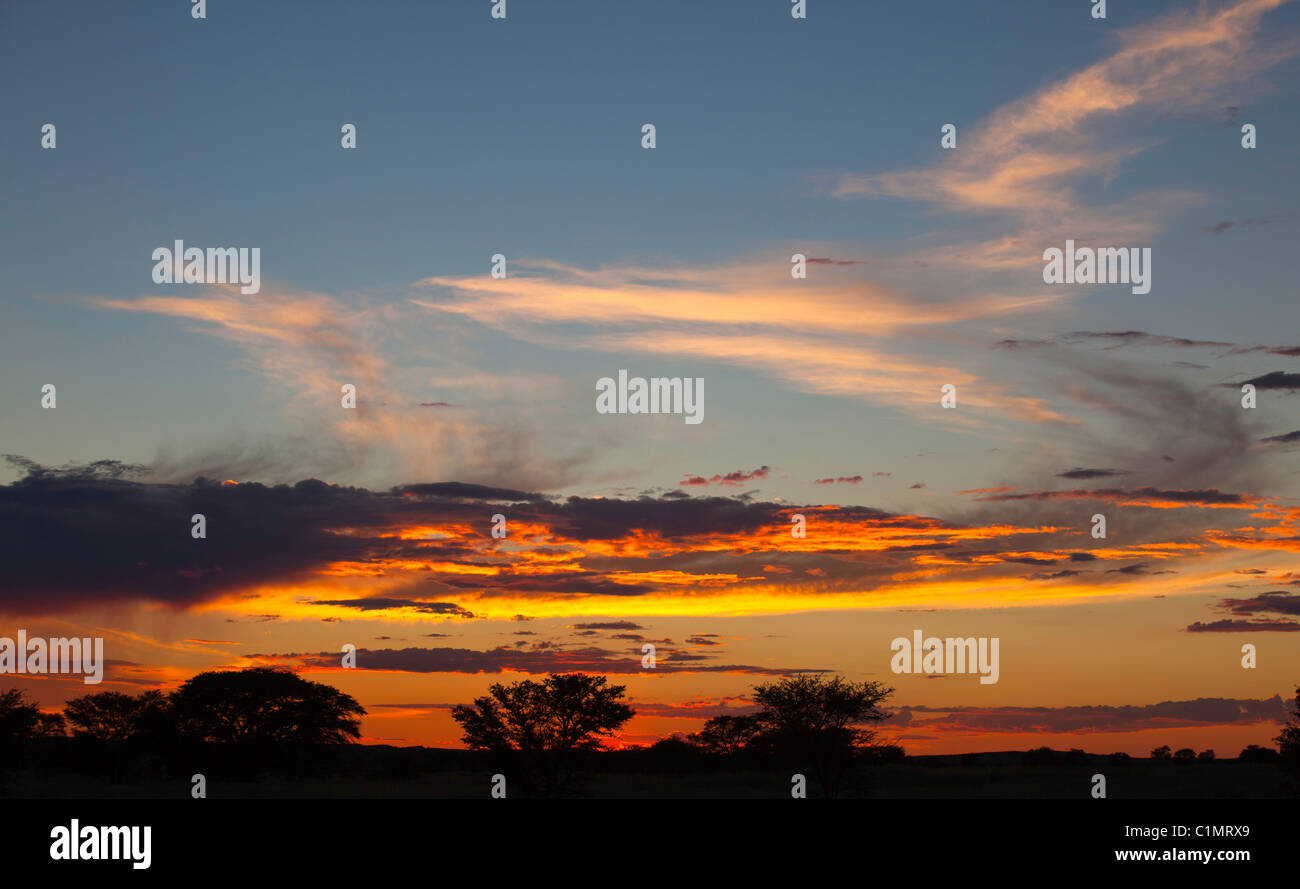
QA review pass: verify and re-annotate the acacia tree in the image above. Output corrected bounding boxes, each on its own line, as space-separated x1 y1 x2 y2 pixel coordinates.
750 674 894 798
169 667 364 745
451 673 633 797
0 689 65 759
0 690 63 787
64 690 167 744
1 689 64 742
1239 744 1279 763
695 714 762 757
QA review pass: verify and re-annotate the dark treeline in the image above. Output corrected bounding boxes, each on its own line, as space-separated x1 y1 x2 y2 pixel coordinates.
3 669 1298 798
450 672 898 797
0 667 365 786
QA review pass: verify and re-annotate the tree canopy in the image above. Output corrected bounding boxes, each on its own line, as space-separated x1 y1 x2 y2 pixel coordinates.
451 672 634 796
168 667 365 745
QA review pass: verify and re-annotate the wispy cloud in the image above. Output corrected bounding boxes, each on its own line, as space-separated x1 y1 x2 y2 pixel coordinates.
833 0 1296 270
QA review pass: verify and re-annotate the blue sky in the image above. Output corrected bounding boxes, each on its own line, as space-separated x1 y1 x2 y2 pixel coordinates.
3 1 1298 496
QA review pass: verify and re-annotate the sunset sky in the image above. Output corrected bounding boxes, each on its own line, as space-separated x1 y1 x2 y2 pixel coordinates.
1 0 1298 757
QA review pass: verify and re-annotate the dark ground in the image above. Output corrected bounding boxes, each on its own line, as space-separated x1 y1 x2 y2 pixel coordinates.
2 744 1293 798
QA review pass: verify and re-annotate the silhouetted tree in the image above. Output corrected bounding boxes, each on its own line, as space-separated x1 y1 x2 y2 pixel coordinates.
450 673 634 797
1198 749 1215 761
1 690 45 742
0 691 65 790
1276 685 1300 771
644 735 709 773
34 711 65 737
1238 744 1280 763
1 689 62 750
694 714 761 757
749 674 893 798
1173 747 1196 763
169 667 364 745
1150 745 1172 760
61 689 171 781
64 690 166 743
